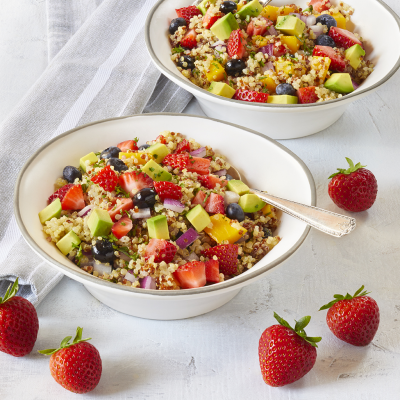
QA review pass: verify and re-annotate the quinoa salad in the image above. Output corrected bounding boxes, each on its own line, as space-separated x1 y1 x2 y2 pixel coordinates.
169 0 374 104
38 132 280 290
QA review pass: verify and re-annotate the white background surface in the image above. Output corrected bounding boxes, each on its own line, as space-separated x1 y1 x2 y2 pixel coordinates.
1 0 400 399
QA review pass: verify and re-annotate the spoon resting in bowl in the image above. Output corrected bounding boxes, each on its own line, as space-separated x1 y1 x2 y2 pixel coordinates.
227 167 356 238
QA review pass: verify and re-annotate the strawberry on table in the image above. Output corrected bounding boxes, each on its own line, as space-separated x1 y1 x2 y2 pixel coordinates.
328 157 378 212
319 285 380 346
329 27 363 50
205 193 225 214
198 174 227 189
298 86 319 104
180 29 197 49
39 327 102 394
117 139 139 152
108 197 133 221
175 139 191 154
227 29 247 59
61 185 85 211
163 153 190 170
145 239 177 263
187 156 211 175
176 5 202 24
205 259 220 283
154 181 183 201
48 183 74 205
111 216 133 239
119 171 153 197
173 261 206 289
0 278 39 357
202 244 238 275
313 45 346 72
234 89 269 103
259 313 321 387
91 165 119 192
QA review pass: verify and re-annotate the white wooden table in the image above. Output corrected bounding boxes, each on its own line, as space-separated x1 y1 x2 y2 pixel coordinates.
1 1 400 399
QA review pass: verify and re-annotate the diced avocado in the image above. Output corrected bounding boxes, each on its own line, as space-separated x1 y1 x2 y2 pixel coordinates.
210 13 239 41
186 205 211 232
56 230 81 256
87 208 113 237
324 73 354 94
146 143 170 163
227 180 250 196
236 0 263 19
147 215 170 240
238 194 266 213
275 15 305 37
345 44 365 70
267 95 298 104
142 159 172 182
197 0 216 15
208 82 236 99
79 152 98 172
38 198 62 224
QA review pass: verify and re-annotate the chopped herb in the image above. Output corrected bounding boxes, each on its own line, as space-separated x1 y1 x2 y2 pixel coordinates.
153 154 158 159
149 167 155 172
121 222 126 226
250 51 256 59
115 185 130 198
259 60 265 67
113 245 139 261
245 15 250 22
94 152 101 156
107 233 118 243
72 243 83 266
172 45 185 54
81 183 88 193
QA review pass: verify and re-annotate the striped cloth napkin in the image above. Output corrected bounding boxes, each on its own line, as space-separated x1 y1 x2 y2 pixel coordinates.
0 0 192 305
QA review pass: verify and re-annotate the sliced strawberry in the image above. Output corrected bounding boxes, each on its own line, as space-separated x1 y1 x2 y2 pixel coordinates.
187 156 211 175
234 89 269 103
205 259 220 283
156 135 166 144
313 45 346 72
61 185 85 211
203 9 222 29
192 190 207 206
308 0 331 13
153 181 182 201
108 197 133 221
175 139 191 154
273 43 289 57
173 261 206 289
48 184 74 205
329 27 363 50
145 239 177 263
112 216 133 239
202 244 239 275
91 165 119 192
163 153 190 170
176 5 202 24
198 175 227 189
298 86 319 104
180 29 197 49
246 17 273 37
205 193 225 214
119 171 153 197
227 29 247 59
117 140 138 152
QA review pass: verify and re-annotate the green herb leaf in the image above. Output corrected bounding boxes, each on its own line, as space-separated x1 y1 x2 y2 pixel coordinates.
172 45 185 54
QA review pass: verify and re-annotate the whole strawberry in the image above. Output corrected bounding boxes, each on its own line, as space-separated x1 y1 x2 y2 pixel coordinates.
328 157 377 212
319 285 379 346
39 327 102 393
0 278 39 357
258 313 321 387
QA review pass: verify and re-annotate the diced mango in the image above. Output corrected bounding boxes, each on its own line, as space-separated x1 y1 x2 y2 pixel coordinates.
274 59 306 79
280 36 301 54
262 5 295 21
262 204 277 219
316 12 347 29
119 152 154 165
260 76 277 93
206 61 227 82
252 35 269 48
237 0 246 11
310 56 331 84
204 214 247 244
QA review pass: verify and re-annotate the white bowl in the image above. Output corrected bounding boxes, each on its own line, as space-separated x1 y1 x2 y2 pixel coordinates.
145 0 400 139
15 114 315 320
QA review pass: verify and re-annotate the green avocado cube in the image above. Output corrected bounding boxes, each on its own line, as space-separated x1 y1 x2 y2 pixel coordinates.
147 215 170 240
275 15 305 37
211 13 239 41
142 159 172 182
80 152 98 172
238 194 266 213
146 143 170 163
87 208 113 237
226 180 250 196
208 82 236 99
56 230 81 256
236 0 263 19
324 73 354 94
197 0 216 15
267 95 298 104
345 44 365 70
186 204 211 232
38 198 62 224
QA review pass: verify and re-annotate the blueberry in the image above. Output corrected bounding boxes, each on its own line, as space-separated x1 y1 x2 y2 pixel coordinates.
263 227 273 238
101 146 121 160
63 166 82 183
315 15 337 31
138 144 150 151
316 34 336 48
225 174 234 181
226 203 245 222
107 158 128 173
92 239 115 265
133 188 157 209
225 59 246 77
276 83 296 96
177 55 195 70
169 17 187 35
220 1 237 14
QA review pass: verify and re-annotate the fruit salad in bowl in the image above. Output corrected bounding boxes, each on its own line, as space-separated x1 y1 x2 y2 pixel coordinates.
38 131 281 291
168 0 373 104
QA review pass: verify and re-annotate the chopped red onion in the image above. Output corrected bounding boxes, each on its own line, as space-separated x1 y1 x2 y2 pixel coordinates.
224 191 240 206
187 252 200 262
130 208 151 219
176 228 199 249
140 276 156 289
289 12 301 18
211 40 226 48
77 205 94 217
190 147 206 158
125 270 138 283
261 61 275 73
267 26 278 36
93 263 112 275
164 199 185 213
306 15 316 26
351 79 360 90
310 25 324 38
260 44 274 56
214 169 227 176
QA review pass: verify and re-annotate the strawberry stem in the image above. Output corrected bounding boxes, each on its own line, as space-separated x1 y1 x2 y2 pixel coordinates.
328 158 366 179
0 277 19 305
319 285 370 311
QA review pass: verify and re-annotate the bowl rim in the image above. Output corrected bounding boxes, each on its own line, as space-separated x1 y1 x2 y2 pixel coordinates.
145 0 400 109
14 113 315 297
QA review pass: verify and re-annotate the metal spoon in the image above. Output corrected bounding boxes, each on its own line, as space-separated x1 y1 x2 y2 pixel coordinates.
227 167 356 238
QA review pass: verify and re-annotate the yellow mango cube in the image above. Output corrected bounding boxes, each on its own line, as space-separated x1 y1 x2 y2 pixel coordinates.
274 59 305 79
119 152 154 165
280 36 301 54
206 61 227 82
310 56 331 84
262 5 295 21
259 76 277 93
204 214 247 244
252 35 269 48
262 204 277 219
316 12 347 29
